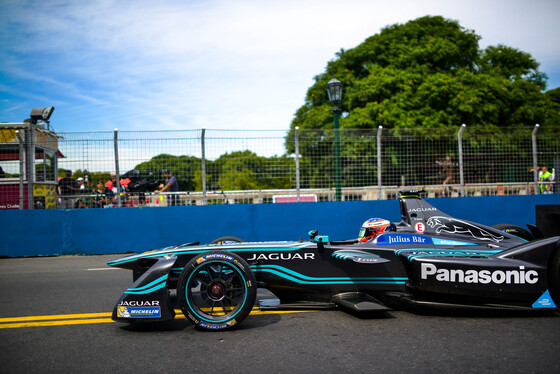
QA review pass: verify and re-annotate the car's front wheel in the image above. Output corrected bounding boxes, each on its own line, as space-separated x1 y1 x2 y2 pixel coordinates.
177 251 256 330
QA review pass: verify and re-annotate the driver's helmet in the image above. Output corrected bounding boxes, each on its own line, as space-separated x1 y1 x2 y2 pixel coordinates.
358 218 393 242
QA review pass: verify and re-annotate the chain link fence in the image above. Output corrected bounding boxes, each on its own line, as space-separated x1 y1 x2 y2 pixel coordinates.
1 123 558 209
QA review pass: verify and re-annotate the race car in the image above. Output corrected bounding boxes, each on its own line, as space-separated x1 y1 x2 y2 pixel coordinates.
108 190 560 330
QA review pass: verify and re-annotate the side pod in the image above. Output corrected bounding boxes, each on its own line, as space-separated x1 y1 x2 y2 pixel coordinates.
112 255 177 322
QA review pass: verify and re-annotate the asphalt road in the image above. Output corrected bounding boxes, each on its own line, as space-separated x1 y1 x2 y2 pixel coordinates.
1 255 559 373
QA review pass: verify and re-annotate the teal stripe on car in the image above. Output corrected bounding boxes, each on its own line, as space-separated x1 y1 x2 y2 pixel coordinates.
124 274 169 294
395 248 502 261
251 264 407 284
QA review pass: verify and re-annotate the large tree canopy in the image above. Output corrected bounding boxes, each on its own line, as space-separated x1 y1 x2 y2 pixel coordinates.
290 16 558 136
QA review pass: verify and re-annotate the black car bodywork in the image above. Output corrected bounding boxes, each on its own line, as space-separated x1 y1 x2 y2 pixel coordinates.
108 190 560 330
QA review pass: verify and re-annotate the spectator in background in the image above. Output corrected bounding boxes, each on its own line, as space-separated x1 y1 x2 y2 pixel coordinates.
437 156 454 185
92 181 109 208
540 166 553 194
74 177 89 208
58 170 79 209
155 169 179 206
77 177 85 191
106 173 118 195
436 156 454 197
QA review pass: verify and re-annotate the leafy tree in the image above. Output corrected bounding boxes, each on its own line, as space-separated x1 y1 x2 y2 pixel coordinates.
134 154 200 191
287 15 559 188
129 150 294 192
291 15 554 134
214 151 293 190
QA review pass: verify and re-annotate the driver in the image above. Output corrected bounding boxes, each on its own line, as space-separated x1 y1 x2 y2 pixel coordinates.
358 218 393 242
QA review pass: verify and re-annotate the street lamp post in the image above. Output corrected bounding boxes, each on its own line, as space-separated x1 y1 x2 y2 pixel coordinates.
327 77 342 201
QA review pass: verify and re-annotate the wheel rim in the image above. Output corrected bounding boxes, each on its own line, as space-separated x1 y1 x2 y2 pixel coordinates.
185 261 248 323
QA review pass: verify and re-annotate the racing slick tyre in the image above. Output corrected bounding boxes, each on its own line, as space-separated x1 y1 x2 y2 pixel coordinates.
210 236 245 244
492 224 534 241
177 251 256 330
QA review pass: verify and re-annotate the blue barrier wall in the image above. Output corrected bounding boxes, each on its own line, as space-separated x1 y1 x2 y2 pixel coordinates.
1 195 559 257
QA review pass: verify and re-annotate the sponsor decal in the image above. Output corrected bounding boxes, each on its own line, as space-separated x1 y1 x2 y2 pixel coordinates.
421 263 538 284
415 222 425 233
205 253 234 261
246 252 315 261
532 290 557 309
332 250 389 263
198 319 237 330
426 216 504 242
119 300 160 307
187 312 199 324
117 306 161 318
432 238 477 246
397 249 498 261
377 233 432 245
196 253 237 266
408 207 437 212
352 257 384 264
117 306 130 318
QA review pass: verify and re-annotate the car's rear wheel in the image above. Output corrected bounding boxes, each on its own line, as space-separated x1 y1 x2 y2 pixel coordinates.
177 251 256 330
548 249 560 308
492 224 534 241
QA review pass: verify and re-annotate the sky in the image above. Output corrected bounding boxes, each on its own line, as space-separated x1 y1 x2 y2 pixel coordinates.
1 0 560 134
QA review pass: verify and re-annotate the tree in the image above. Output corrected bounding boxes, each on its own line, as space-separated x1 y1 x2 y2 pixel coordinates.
287 15 559 188
132 150 294 192
134 154 200 191
290 16 553 134
214 151 293 190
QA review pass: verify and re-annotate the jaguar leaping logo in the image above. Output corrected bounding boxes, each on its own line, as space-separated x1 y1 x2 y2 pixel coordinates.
426 216 504 242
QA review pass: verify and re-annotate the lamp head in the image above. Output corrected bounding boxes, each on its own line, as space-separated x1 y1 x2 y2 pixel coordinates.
29 107 55 124
326 78 342 106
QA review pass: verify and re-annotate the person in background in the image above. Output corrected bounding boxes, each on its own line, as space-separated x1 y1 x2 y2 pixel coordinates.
155 169 179 206
92 181 109 208
106 173 118 195
58 170 79 209
436 156 454 197
540 166 553 194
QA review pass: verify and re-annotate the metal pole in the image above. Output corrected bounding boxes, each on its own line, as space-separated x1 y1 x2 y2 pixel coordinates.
114 128 121 207
201 128 207 205
16 130 24 210
26 122 34 209
458 124 466 197
333 108 341 201
295 126 300 202
377 125 383 200
532 124 540 195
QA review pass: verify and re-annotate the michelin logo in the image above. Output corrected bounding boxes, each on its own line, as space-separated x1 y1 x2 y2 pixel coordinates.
118 306 161 318
421 263 538 284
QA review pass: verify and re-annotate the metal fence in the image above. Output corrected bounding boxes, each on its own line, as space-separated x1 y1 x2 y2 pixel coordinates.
0 124 558 209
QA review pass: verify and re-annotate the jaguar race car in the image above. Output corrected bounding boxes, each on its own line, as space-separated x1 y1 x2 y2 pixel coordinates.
108 190 560 330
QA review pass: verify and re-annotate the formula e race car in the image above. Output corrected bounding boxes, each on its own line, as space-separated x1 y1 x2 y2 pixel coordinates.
108 190 560 330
